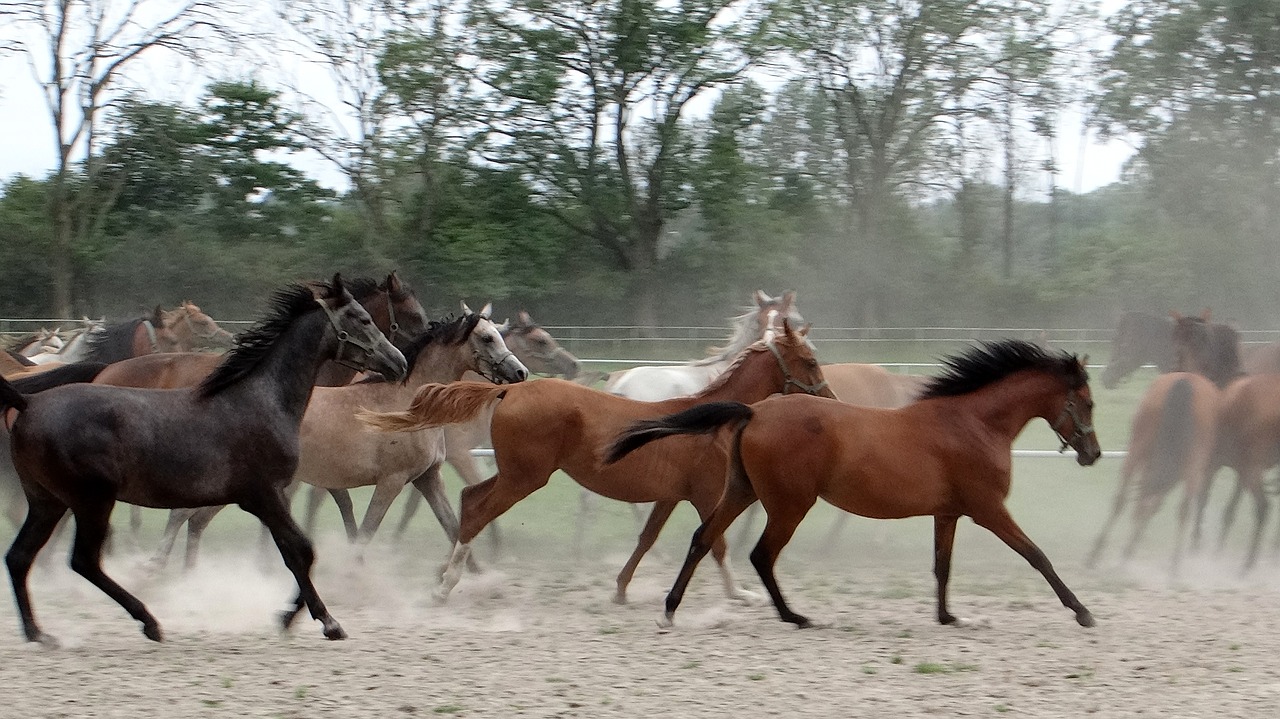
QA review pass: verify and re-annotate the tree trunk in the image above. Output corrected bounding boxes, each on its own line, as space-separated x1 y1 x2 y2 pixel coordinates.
49 180 75 317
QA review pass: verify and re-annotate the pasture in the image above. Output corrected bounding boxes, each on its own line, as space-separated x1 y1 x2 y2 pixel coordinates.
2 364 1279 716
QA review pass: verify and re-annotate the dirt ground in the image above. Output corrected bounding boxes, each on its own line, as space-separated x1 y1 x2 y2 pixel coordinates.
2 495 1280 719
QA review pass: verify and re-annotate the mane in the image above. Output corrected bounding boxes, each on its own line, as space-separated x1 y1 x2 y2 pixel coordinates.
343 277 380 301
197 284 320 398
7 333 44 352
696 307 777 366
82 318 147 363
919 340 1086 399
398 313 483 381
695 341 771 394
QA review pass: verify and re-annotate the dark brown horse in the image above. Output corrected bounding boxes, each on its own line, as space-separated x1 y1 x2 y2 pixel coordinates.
0 276 407 644
1100 311 1177 389
1170 310 1242 388
607 340 1101 629
358 320 834 605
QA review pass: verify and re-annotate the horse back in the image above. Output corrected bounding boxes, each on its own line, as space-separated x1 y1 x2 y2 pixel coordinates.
92 352 222 389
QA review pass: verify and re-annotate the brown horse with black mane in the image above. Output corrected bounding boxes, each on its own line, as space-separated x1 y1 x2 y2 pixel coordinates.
358 319 834 605
607 340 1101 630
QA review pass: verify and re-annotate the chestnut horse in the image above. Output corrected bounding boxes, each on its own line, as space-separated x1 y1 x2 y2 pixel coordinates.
607 340 1101 630
148 308 529 572
1085 372 1221 572
358 319 835 604
1206 373 1279 568
0 276 407 644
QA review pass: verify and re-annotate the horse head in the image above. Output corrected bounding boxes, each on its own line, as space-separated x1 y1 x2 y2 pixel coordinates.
316 273 408 381
165 301 234 351
763 318 835 399
1052 354 1102 466
378 271 429 344
462 302 528 384
498 310 581 379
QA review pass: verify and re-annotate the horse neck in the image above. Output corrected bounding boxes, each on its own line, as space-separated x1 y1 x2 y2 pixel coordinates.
944 371 1064 443
217 310 335 419
679 349 780 406
408 342 472 385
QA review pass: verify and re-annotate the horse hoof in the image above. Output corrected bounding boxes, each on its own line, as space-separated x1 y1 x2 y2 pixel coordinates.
323 623 348 641
656 613 674 629
1076 611 1096 628
792 616 814 629
30 631 59 649
142 623 164 642
611 593 628 605
430 588 451 606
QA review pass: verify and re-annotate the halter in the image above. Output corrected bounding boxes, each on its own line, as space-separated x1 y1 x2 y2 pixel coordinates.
765 336 828 396
141 319 159 352
384 290 401 344
473 342 517 383
316 299 382 372
1050 390 1095 453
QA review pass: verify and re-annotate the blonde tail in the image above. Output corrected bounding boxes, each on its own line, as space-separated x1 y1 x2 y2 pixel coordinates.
357 381 507 433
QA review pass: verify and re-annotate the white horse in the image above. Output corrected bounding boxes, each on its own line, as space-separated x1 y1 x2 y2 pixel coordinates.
24 318 104 364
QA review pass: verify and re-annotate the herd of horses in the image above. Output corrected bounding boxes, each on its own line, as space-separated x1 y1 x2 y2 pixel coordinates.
0 282 1275 647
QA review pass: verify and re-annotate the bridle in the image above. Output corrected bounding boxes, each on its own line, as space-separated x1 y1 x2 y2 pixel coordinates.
1051 389 1095 453
383 290 402 344
317 299 382 372
473 325 517 383
765 336 828 396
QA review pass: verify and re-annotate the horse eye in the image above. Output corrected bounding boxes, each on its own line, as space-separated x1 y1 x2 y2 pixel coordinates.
482 335 494 343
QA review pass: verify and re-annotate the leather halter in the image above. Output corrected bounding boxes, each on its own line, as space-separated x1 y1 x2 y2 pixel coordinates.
316 299 382 372
765 336 828 395
384 290 401 344
1051 390 1095 453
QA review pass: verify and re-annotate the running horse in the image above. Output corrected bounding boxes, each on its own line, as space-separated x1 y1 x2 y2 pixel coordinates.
0 275 406 644
607 340 1101 629
1100 311 1177 389
358 319 834 605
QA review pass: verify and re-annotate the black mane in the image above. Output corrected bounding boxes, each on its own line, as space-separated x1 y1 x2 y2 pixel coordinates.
83 318 148 364
344 277 380 301
920 339 1086 399
197 284 322 399
398 313 482 380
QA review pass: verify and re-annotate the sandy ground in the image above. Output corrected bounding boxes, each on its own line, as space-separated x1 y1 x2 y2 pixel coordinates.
2 506 1280 719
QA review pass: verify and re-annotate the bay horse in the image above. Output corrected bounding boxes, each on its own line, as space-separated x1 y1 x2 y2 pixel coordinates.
1204 373 1279 568
1100 311 1176 389
149 307 528 572
358 319 834 605
0 275 407 644
606 340 1101 629
1085 372 1221 572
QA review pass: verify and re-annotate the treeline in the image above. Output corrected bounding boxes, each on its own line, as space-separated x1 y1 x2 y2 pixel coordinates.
0 1 1276 330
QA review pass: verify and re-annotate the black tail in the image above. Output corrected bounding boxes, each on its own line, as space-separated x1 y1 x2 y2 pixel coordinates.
5 362 107 394
4 349 35 367
604 401 754 464
1144 377 1196 499
0 376 27 413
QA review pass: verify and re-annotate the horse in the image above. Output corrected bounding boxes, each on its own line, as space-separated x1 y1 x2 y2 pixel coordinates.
1100 311 1176 389
1085 372 1221 572
1170 310 1242 388
378 308 583 541
24 318 105 365
357 319 834 605
603 290 804 401
0 275 407 644
9 329 63 359
161 301 235 351
605 339 1101 630
83 273 430 540
148 306 529 572
1203 373 1279 568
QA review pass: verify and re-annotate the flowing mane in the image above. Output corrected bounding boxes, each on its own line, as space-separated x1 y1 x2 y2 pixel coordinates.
82 318 148 363
197 283 322 399
697 306 783 366
920 340 1086 399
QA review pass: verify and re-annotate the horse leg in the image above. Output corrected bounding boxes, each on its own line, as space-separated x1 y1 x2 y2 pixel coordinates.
572 488 596 561
731 503 760 558
68 499 163 641
933 514 961 625
1086 456 1139 567
661 466 759 628
1217 476 1246 551
748 499 815 629
1239 469 1268 572
144 507 196 573
447 453 504 553
435 471 547 604
302 485 326 537
5 494 66 644
409 467 482 574
129 504 143 539
393 485 422 538
971 505 1094 627
355 479 408 545
241 494 345 640
614 500 678 605
1120 493 1165 563
328 489 358 541
183 505 225 571
817 513 851 557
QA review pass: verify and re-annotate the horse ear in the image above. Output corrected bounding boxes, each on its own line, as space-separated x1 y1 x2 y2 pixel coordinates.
330 273 350 303
782 290 796 310
461 300 473 315
479 302 493 319
385 271 401 293
1080 354 1090 369
152 305 165 325
754 290 772 307
518 310 533 326
497 319 511 333
799 322 813 337
1200 308 1212 321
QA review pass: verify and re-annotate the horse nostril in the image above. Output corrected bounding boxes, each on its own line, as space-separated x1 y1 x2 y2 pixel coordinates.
516 367 528 382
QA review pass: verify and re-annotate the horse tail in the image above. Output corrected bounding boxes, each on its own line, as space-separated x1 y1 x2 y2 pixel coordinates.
604 401 754 464
0 376 28 414
1143 377 1196 499
357 381 508 433
4 362 108 394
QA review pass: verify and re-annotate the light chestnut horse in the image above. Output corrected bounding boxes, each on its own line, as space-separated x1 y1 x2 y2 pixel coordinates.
161 301 234 351
1086 372 1222 572
607 340 1102 630
358 319 835 605
146 309 529 571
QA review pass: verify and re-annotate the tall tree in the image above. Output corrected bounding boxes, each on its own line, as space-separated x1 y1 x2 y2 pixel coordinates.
466 0 763 327
4 0 233 315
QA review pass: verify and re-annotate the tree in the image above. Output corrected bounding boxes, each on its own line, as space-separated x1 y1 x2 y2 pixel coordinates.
3 0 234 315
466 0 763 328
